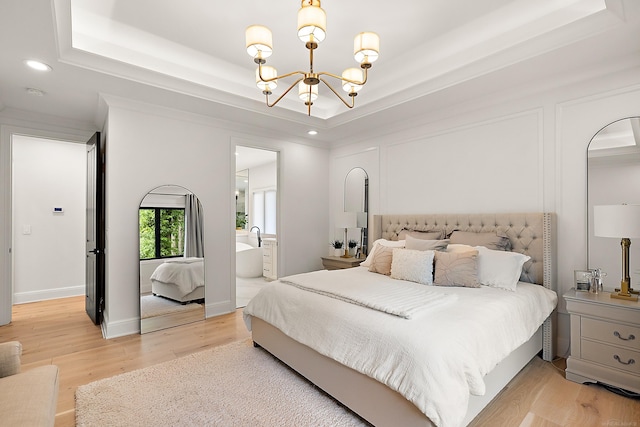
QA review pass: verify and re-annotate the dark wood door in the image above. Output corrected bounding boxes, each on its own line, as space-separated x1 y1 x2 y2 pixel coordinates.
85 132 105 325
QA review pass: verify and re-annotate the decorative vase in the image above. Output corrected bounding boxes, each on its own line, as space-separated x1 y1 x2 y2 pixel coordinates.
334 248 343 257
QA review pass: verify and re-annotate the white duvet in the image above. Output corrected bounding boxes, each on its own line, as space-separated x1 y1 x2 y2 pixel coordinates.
150 257 204 296
244 267 557 427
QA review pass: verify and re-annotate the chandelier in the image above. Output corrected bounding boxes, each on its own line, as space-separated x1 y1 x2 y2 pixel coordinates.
245 0 380 116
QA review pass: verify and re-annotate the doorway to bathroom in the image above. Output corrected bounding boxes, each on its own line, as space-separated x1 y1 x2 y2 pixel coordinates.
234 146 278 308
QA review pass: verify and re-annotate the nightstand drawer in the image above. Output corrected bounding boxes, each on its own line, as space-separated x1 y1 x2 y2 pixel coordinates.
581 339 640 375
582 317 640 351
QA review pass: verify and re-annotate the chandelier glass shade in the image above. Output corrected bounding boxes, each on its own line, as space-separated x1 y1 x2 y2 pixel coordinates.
245 0 379 116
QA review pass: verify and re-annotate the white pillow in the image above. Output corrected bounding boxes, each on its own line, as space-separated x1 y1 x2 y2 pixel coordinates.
390 248 434 285
360 239 406 267
474 246 531 291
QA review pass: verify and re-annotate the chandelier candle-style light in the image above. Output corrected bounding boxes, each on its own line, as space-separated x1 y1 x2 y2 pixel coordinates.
245 0 379 116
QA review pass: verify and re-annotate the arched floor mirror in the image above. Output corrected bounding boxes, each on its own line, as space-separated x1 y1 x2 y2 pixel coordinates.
344 167 369 257
139 185 205 333
587 117 640 293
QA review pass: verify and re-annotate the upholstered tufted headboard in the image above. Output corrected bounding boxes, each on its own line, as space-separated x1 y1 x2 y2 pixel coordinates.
372 212 557 360
372 213 555 288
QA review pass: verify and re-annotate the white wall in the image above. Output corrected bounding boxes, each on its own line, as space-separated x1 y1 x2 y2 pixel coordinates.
101 97 329 338
329 64 640 357
11 135 86 303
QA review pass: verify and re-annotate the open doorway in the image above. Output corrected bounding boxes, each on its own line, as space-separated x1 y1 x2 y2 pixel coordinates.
11 135 86 306
234 146 278 308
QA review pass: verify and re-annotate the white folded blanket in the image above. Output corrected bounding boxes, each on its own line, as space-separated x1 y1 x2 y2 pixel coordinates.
280 269 456 319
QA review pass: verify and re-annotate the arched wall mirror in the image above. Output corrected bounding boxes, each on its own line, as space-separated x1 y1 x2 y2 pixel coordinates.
139 185 205 334
344 167 369 257
587 117 640 292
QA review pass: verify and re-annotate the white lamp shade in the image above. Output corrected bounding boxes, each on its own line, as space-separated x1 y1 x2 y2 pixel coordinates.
297 3 326 43
298 82 318 102
356 212 368 228
342 68 364 93
354 32 379 64
246 25 273 59
335 212 357 229
256 66 277 91
594 204 640 238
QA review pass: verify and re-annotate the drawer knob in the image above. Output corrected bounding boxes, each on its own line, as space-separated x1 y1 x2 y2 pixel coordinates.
613 355 635 366
613 331 636 341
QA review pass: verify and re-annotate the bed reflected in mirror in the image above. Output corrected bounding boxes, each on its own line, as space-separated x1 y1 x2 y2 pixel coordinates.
139 185 205 334
587 117 640 290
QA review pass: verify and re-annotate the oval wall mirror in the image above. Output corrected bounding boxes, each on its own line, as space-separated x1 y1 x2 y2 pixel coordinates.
587 117 640 291
139 185 205 334
344 167 369 257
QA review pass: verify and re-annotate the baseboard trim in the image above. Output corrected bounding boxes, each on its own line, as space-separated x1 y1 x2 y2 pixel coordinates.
13 285 84 304
205 300 234 318
102 312 140 339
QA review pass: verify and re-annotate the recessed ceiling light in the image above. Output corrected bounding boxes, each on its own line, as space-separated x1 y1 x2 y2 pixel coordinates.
24 60 52 72
26 87 45 96
307 130 318 136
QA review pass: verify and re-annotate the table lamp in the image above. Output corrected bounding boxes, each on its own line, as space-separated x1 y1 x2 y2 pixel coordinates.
335 212 357 258
594 204 640 301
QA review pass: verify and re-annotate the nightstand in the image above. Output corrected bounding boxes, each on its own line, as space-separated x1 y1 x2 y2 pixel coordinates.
321 256 362 270
564 289 640 393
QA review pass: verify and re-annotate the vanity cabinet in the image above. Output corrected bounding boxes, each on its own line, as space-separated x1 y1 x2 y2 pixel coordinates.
262 238 277 280
564 289 640 393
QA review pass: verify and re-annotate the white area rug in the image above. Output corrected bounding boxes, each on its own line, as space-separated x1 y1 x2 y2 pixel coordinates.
76 340 368 427
140 294 201 319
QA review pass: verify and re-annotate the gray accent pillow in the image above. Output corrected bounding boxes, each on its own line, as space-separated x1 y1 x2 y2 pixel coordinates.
397 229 444 241
405 235 449 252
433 250 480 288
448 231 511 251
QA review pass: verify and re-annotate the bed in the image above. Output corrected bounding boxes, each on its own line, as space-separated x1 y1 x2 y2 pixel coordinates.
244 213 557 427
150 257 205 303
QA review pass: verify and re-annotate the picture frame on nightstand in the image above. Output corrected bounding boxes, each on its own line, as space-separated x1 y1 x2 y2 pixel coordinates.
574 269 592 291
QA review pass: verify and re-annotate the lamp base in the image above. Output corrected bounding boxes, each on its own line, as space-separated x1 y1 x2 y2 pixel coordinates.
611 292 639 301
614 287 639 295
341 248 352 258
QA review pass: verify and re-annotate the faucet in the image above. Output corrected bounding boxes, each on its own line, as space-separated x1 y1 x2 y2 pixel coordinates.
250 226 262 247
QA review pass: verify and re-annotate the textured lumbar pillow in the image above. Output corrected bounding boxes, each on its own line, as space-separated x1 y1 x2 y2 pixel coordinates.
390 248 435 285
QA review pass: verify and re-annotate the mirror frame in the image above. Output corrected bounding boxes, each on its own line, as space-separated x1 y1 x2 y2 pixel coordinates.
344 167 369 256
138 184 205 333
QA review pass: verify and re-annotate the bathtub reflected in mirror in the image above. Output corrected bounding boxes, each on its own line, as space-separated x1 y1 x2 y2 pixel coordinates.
139 185 205 334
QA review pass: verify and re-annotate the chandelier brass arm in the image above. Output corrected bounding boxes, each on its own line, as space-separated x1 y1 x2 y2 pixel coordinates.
319 77 356 109
264 77 304 108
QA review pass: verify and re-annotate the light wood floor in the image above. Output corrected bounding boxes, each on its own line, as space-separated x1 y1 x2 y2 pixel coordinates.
1 296 638 427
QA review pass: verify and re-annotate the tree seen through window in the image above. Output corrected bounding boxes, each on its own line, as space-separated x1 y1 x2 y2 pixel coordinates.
139 208 185 259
